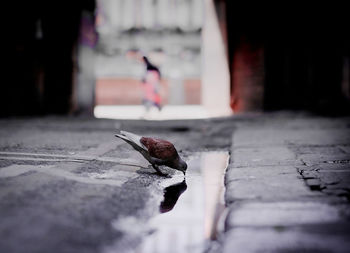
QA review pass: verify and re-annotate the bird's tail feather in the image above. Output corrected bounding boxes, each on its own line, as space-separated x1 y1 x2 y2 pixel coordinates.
115 130 146 150
114 133 129 142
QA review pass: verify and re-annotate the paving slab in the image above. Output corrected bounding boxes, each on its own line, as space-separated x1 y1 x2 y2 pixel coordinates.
226 201 341 228
222 226 350 253
231 146 298 167
223 114 350 253
225 164 319 202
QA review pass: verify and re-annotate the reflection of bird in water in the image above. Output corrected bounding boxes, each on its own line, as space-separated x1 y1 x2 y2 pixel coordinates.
115 130 187 176
160 180 187 213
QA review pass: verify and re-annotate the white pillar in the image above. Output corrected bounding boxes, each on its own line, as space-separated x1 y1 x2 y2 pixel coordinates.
201 0 232 116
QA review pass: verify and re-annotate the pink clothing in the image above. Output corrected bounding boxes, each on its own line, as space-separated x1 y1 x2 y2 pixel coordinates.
142 70 161 105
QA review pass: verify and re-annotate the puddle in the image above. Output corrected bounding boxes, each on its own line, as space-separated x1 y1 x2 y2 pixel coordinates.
134 151 229 253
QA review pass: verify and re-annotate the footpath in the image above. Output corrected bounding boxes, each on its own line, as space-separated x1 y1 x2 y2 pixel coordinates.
0 112 349 253
222 112 350 253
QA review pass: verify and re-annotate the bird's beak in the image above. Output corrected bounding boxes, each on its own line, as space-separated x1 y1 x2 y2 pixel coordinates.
183 171 186 176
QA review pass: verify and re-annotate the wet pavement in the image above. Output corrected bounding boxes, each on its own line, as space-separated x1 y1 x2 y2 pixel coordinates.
0 116 232 253
129 152 228 253
0 112 349 253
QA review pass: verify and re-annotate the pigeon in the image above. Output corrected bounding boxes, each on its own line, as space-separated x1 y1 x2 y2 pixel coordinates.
115 130 187 176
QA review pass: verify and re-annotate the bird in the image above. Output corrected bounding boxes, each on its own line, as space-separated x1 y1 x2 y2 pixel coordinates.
115 130 187 176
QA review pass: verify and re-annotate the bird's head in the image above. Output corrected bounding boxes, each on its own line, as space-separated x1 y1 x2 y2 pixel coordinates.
168 156 187 175
177 158 187 175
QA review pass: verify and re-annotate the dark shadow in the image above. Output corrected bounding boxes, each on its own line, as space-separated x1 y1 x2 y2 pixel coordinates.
159 180 187 213
169 126 190 132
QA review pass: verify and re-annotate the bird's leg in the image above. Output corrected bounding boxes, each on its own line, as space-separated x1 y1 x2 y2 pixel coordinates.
151 164 167 177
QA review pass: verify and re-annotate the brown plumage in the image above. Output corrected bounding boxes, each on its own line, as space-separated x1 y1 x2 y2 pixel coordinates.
140 137 178 161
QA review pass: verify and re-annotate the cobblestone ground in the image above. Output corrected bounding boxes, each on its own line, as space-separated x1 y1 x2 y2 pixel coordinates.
222 112 350 253
0 112 349 253
0 116 233 253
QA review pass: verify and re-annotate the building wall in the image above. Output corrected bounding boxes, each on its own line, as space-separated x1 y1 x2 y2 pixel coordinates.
225 2 350 114
96 78 201 105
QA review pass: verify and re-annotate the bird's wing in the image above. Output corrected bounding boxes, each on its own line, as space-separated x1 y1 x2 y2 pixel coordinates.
141 137 178 161
115 130 148 151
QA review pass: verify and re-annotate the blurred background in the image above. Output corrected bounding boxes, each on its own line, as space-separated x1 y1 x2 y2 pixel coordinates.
4 0 350 119
94 0 208 119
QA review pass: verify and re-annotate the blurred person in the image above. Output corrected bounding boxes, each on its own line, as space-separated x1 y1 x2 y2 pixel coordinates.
141 56 162 115
74 9 98 115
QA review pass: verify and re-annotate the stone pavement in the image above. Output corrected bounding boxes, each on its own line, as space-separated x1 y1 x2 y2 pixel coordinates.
222 113 350 253
0 112 349 253
0 116 233 253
